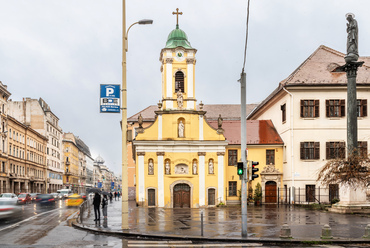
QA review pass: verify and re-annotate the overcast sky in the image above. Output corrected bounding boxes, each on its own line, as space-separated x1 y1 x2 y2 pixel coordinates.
1 0 370 175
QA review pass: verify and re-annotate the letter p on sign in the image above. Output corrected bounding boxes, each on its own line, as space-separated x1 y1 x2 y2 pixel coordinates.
106 88 114 96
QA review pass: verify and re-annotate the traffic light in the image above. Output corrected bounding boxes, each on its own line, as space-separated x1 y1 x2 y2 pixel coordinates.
251 161 259 180
237 162 244 175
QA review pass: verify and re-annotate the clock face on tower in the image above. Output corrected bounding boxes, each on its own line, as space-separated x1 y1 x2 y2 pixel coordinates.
175 50 185 61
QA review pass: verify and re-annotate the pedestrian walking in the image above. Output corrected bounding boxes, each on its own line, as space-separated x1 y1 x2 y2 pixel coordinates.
117 191 120 199
93 192 101 221
102 195 108 219
109 192 113 203
114 191 117 201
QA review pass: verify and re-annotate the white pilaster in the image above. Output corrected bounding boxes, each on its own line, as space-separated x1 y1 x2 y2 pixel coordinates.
166 62 173 109
158 115 162 140
199 116 203 141
199 155 205 206
217 154 224 202
187 63 194 98
157 155 164 207
138 155 145 202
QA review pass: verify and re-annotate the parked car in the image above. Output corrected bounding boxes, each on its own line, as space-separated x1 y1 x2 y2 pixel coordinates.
30 193 41 202
0 198 21 219
0 193 18 199
50 193 62 200
17 193 31 204
35 194 56 206
66 194 83 207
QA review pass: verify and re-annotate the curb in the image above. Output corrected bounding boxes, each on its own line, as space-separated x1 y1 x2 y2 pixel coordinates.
72 222 370 246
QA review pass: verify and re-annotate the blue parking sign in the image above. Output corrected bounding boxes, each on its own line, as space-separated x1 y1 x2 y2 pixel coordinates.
100 84 120 113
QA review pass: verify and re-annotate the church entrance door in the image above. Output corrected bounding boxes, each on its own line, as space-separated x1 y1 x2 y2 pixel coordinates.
208 188 215 205
173 184 190 208
148 189 155 206
265 181 277 203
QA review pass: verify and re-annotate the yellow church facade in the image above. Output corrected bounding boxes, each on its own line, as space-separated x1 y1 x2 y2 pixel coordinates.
131 11 284 208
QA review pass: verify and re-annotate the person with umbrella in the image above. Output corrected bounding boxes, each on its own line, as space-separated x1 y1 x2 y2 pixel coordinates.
93 192 101 221
102 194 108 219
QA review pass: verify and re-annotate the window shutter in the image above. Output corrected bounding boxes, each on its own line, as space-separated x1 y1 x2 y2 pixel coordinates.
363 99 367 117
314 142 320 159
314 100 320 117
340 142 346 158
300 142 304 159
300 100 304 117
340 99 345 117
326 100 329 117
326 142 330 160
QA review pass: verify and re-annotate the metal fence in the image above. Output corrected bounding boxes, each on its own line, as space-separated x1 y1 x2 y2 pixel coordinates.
78 198 91 223
272 187 338 205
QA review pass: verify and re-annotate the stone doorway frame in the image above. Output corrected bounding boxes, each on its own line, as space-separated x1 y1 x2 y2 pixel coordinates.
170 180 193 208
260 164 282 204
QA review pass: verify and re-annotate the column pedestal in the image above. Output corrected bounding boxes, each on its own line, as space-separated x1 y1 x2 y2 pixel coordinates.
329 187 370 213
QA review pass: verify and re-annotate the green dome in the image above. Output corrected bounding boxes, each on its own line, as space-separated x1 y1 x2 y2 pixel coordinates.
165 25 192 49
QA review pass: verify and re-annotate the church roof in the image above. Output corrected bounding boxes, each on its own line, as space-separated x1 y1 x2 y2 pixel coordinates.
208 120 284 145
165 25 192 49
127 104 259 122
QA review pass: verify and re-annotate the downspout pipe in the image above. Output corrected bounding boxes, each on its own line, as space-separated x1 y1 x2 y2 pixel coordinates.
283 87 294 204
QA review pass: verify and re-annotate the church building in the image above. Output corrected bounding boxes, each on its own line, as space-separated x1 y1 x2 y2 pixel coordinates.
131 10 284 208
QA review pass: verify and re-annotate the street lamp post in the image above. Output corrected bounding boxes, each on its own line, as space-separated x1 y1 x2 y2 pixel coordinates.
122 0 152 229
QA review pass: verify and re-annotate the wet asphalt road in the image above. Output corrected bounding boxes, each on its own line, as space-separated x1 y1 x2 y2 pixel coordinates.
0 199 370 247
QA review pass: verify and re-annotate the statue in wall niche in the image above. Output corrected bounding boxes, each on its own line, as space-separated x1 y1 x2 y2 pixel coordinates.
178 121 185 138
148 160 154 175
208 160 214 174
177 89 183 109
192 161 197 175
165 161 171 175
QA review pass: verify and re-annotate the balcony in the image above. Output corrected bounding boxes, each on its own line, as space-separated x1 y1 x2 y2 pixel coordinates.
65 171 72 176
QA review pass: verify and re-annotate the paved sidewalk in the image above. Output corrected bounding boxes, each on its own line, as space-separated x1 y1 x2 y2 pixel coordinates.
73 198 370 243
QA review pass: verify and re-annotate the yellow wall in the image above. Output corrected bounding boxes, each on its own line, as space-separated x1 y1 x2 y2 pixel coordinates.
224 145 284 201
136 113 223 141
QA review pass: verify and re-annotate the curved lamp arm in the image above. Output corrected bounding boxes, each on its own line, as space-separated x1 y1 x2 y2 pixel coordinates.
125 19 153 51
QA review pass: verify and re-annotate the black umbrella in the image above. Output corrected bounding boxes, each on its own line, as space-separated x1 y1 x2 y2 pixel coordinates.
101 191 110 196
87 188 101 194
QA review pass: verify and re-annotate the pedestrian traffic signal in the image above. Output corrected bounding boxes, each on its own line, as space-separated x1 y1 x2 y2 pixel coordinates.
237 162 244 175
251 161 259 180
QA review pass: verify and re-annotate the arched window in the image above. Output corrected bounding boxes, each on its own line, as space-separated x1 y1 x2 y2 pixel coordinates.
175 71 184 93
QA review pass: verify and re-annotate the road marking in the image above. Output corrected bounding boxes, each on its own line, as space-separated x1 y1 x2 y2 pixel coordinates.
0 207 68 233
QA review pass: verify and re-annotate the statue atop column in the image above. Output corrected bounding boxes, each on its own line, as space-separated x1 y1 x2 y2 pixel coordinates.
345 13 359 63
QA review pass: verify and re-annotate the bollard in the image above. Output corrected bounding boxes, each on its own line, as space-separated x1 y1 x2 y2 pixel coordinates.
363 224 370 239
280 223 292 239
201 212 204 237
321 224 333 239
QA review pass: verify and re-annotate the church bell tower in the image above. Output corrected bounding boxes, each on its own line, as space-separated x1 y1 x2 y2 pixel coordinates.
159 8 197 110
